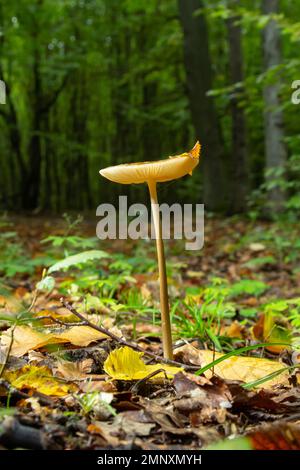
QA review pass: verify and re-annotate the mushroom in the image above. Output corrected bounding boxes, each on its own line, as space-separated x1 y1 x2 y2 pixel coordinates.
100 141 201 359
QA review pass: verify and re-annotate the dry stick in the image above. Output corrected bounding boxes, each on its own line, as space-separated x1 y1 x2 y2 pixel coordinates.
32 315 87 327
148 179 173 360
0 416 44 450
0 325 15 378
60 298 198 370
130 368 168 394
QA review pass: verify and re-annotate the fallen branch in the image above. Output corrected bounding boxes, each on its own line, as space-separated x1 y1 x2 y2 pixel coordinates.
60 298 199 370
33 315 87 327
0 324 15 378
0 416 44 450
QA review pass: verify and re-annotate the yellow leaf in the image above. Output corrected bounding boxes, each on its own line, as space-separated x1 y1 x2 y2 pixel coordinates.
3 365 75 396
103 346 182 381
58 325 108 347
174 344 289 389
0 321 115 357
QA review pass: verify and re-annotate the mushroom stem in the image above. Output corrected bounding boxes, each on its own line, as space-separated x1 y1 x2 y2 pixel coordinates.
148 180 173 360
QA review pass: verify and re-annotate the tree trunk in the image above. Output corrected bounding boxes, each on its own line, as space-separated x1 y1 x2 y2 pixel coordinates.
23 49 43 210
178 0 227 212
227 0 248 213
262 0 287 211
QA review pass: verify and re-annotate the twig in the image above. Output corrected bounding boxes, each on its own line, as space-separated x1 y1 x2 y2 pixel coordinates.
0 416 44 450
60 298 199 370
0 324 15 378
130 368 168 394
32 315 87 327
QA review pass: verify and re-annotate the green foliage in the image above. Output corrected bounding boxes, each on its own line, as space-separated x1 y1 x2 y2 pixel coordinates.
228 279 269 298
243 256 276 269
205 436 253 451
0 230 37 277
173 283 236 349
76 392 117 417
48 250 110 274
36 275 55 293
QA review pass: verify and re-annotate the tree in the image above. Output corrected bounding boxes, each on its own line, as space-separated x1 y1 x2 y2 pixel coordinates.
227 0 248 213
262 0 287 211
178 0 227 211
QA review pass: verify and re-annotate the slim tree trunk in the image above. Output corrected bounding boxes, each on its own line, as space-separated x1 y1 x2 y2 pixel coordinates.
227 0 248 213
23 48 43 210
262 0 287 211
178 0 227 212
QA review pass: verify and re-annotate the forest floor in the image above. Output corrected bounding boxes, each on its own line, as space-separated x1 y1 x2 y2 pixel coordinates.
1 214 300 450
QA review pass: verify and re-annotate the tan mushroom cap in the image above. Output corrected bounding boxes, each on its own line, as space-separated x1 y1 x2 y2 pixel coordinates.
100 141 201 185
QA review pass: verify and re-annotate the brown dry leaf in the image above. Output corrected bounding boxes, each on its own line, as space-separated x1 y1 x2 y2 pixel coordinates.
221 320 245 339
1 320 117 357
174 344 289 389
172 373 232 425
190 406 227 425
54 358 93 380
228 382 300 415
94 414 155 439
58 325 108 347
28 350 47 364
88 412 155 447
242 296 259 307
14 286 29 299
79 379 117 393
1 326 66 357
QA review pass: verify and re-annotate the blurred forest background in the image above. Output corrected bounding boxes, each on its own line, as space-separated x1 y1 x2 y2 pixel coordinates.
0 0 299 216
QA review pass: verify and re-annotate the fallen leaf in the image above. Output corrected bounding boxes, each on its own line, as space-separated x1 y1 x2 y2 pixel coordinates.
228 382 300 415
174 344 289 389
0 321 117 357
103 346 182 380
172 373 232 425
3 365 75 396
58 325 109 347
79 379 117 393
221 320 245 339
54 358 93 380
89 413 155 445
1 326 65 357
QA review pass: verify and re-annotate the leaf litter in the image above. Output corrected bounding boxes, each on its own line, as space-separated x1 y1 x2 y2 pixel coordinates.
0 216 300 450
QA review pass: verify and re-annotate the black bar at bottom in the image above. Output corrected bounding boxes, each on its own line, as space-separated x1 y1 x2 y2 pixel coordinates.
0 450 299 467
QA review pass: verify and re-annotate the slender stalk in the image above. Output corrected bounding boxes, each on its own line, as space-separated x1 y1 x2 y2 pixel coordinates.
148 180 173 359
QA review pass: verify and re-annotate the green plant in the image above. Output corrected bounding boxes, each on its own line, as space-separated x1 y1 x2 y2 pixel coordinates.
76 392 116 418
173 284 236 349
228 279 269 298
